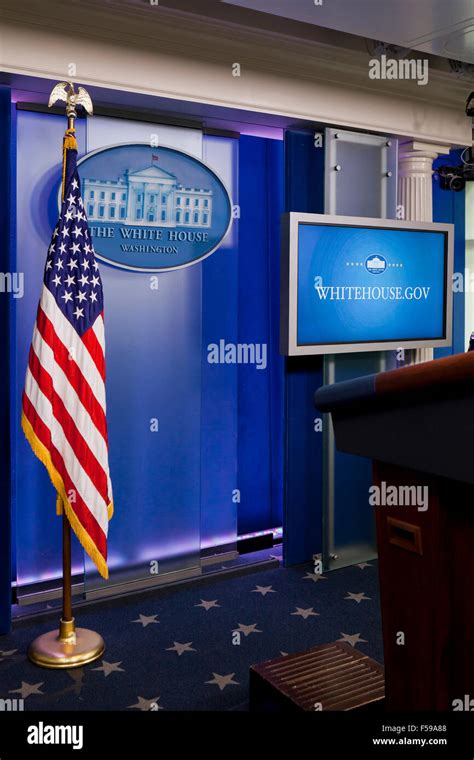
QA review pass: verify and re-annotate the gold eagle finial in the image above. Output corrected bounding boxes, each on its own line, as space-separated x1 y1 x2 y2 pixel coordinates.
48 81 93 123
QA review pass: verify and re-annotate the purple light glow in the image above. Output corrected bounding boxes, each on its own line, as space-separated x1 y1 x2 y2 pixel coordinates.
237 526 283 541
238 125 284 140
200 532 239 551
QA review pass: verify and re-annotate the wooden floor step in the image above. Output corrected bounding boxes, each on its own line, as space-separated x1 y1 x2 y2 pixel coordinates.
249 641 385 712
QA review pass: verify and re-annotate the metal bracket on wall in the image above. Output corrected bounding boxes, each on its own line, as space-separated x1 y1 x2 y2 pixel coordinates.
321 127 398 572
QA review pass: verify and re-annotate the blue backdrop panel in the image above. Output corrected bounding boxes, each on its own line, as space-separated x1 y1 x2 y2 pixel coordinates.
0 88 12 632
14 109 87 585
200 134 239 550
83 116 205 588
14 110 204 591
237 136 284 535
284 130 325 565
433 150 466 358
267 139 285 530
86 264 202 581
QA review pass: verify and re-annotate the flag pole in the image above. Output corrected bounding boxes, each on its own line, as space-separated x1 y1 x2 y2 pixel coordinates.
28 82 105 669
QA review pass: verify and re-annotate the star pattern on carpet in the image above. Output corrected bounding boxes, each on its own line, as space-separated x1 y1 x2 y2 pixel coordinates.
251 585 276 596
128 696 163 711
303 572 327 583
338 632 368 647
356 562 373 569
195 599 220 610
345 592 371 603
92 660 125 677
132 614 159 627
166 642 196 656
205 673 239 691
233 623 262 637
9 681 44 699
0 556 381 711
291 607 320 619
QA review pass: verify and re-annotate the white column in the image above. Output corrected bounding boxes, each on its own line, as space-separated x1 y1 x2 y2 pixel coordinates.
398 140 451 363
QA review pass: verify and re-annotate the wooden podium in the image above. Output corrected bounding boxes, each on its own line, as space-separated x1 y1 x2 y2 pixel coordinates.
315 351 474 711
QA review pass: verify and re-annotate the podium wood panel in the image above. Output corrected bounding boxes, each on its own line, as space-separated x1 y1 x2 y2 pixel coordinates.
314 351 474 711
373 460 474 710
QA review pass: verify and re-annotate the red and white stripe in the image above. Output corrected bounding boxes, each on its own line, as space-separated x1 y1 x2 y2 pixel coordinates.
22 285 112 566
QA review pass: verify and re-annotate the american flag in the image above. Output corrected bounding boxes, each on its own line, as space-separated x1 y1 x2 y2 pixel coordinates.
21 134 113 579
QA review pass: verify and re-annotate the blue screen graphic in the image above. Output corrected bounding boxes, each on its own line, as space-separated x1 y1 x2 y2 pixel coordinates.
297 224 447 345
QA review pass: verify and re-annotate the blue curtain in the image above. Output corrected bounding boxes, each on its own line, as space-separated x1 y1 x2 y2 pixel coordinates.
283 130 325 565
237 136 284 534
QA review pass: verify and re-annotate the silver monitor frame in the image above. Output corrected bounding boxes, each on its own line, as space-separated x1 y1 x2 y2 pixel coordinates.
280 212 454 356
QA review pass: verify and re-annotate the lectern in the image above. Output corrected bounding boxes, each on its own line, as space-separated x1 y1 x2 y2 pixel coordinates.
315 351 474 711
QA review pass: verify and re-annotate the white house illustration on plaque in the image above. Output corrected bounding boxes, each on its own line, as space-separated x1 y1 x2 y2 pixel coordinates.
83 164 213 228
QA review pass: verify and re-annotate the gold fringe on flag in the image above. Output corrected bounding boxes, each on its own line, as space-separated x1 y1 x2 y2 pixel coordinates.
21 411 112 580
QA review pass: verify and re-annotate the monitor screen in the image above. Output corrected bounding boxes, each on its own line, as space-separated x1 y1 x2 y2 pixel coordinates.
281 214 454 356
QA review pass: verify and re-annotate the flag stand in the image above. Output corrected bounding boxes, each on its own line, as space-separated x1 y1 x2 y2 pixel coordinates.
28 82 105 669
28 514 105 669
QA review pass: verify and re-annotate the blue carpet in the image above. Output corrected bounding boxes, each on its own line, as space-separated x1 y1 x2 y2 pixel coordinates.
0 558 382 711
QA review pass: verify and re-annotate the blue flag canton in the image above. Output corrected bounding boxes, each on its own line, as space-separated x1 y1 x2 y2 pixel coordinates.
44 162 104 337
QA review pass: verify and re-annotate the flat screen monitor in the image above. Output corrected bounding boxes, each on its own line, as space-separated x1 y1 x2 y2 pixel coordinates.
280 213 454 356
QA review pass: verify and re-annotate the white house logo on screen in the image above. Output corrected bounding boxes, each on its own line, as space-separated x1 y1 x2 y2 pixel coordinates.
365 255 387 275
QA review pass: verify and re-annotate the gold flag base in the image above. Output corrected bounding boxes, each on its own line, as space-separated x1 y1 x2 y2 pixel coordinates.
28 618 105 669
